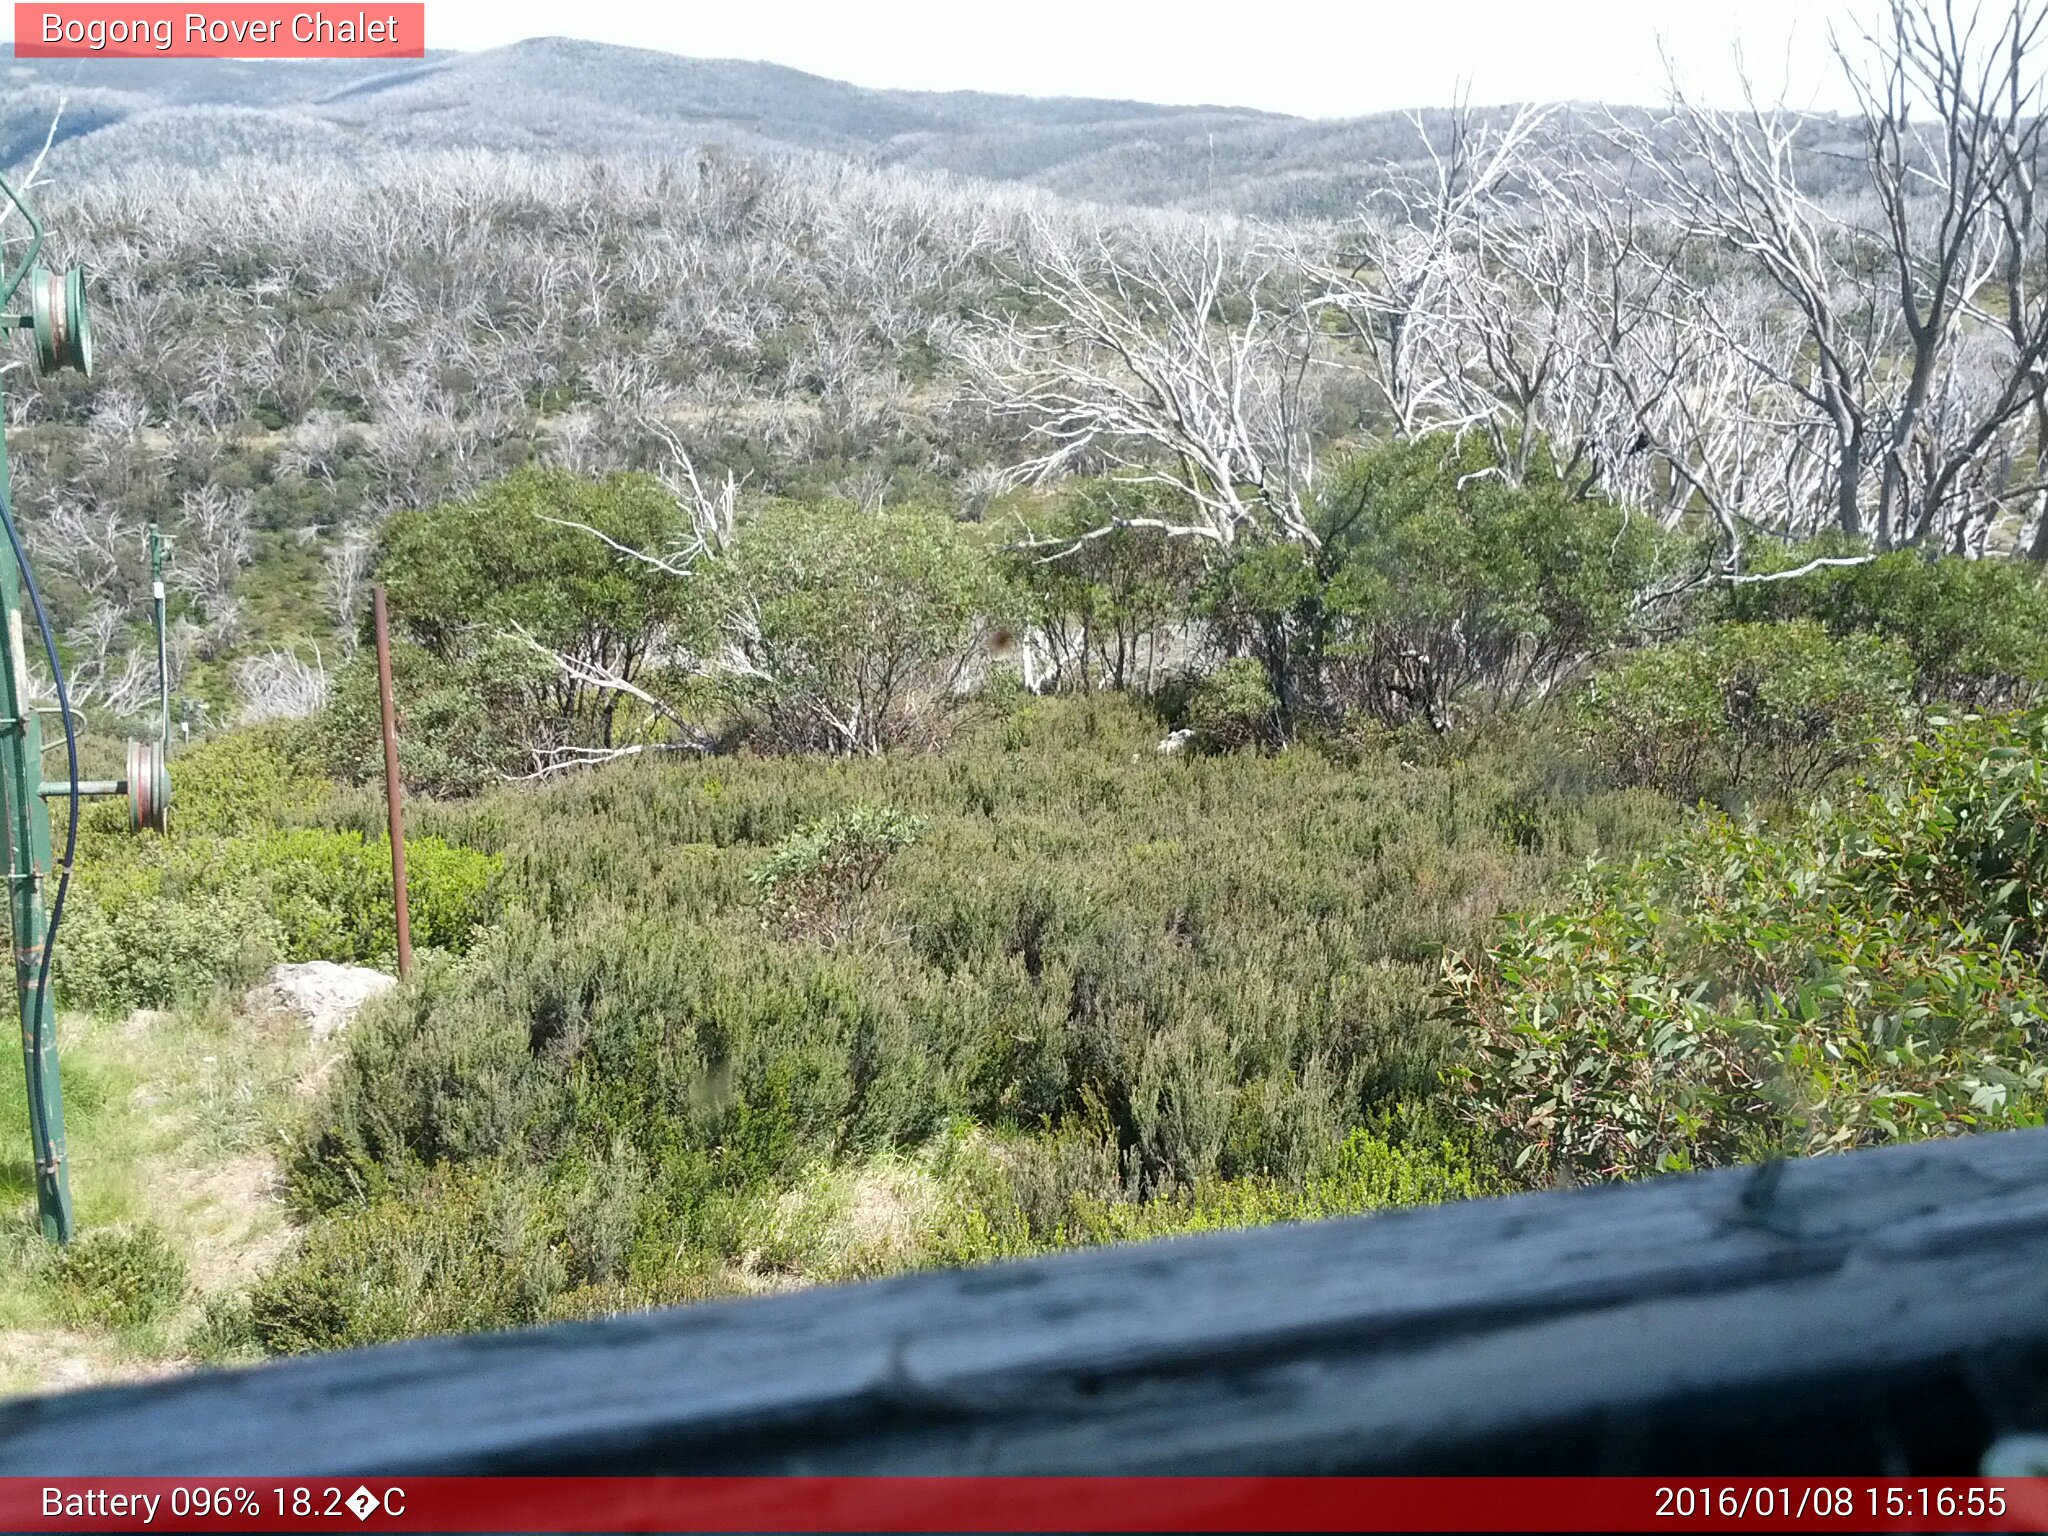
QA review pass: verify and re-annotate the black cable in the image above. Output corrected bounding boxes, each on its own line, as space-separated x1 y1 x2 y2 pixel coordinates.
0 501 77 1197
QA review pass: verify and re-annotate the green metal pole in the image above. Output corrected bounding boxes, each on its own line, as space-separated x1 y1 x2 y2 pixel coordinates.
149 523 167 749
0 384 71 1243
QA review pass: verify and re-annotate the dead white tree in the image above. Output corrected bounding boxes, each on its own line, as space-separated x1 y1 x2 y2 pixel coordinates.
34 499 138 606
1626 0 2048 554
1312 100 1558 442
172 484 254 651
322 524 377 650
962 218 1325 548
274 409 359 486
232 645 331 724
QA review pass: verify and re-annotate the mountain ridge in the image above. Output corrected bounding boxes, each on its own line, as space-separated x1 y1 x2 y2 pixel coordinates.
1 37 1460 216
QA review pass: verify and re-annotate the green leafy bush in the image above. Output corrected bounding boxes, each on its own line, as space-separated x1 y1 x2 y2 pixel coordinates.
379 468 709 680
1724 545 2048 708
1198 540 1320 731
58 871 283 1013
59 724 501 1010
747 804 928 942
1447 708 2048 1187
1197 436 1668 739
48 1225 189 1330
1576 621 1914 805
1321 436 1666 732
62 827 498 1009
1007 481 1207 692
61 724 326 1008
354 469 713 794
718 500 1009 754
254 829 499 967
182 1292 261 1363
148 722 327 839
1182 657 1277 751
321 635 546 798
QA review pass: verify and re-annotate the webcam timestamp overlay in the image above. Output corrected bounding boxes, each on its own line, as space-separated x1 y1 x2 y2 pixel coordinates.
5 1478 2048 1532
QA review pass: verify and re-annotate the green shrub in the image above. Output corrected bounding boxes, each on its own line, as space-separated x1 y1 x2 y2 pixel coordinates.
62 828 498 1010
747 804 928 942
1724 545 2048 708
246 1170 568 1353
132 720 324 841
1576 621 1914 805
1007 481 1208 692
253 828 500 967
925 1123 1496 1263
1182 658 1278 751
1199 540 1320 732
182 1291 260 1363
1072 1127 1495 1241
1206 435 1669 737
48 1225 189 1330
60 723 500 1010
356 469 714 794
61 723 331 1008
58 874 282 1012
1447 708 2048 1188
718 499 1009 754
320 636 545 798
380 470 709 670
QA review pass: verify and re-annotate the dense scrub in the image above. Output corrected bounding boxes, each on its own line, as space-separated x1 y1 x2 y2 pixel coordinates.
1449 708 2048 1183
246 697 1673 1349
246 693 2048 1357
1574 622 1916 806
343 440 2048 801
31 433 2048 1368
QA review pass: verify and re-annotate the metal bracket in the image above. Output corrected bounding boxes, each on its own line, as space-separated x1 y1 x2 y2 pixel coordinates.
0 171 45 312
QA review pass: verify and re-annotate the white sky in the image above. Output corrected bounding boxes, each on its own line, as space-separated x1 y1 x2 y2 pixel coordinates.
2 0 1878 117
415 0 1873 117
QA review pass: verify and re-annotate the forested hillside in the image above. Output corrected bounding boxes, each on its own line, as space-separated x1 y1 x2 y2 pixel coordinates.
0 6 2045 1384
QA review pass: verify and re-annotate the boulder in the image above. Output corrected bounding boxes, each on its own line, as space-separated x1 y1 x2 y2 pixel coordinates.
244 961 396 1041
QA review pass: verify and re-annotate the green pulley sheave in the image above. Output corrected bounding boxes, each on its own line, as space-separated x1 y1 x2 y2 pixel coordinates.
126 738 168 834
29 264 92 378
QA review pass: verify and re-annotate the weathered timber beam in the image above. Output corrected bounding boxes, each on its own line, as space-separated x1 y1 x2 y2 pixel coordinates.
3 1129 2046 1476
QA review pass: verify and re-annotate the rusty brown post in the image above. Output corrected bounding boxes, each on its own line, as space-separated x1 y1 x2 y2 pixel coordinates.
373 584 413 979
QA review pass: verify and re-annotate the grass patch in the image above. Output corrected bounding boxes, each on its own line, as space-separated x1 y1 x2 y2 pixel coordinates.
0 997 344 1394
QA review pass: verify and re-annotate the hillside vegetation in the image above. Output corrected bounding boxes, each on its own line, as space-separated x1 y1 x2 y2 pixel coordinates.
2 5 2048 1383
6 436 2038 1372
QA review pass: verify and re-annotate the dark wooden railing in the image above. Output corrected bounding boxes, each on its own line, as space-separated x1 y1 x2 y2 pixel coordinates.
3 1128 2046 1475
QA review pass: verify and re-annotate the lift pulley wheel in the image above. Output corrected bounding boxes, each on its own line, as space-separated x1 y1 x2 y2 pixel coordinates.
126 739 168 834
29 265 92 379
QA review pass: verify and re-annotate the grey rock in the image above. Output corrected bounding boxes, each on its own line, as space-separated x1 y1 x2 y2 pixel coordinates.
244 961 396 1041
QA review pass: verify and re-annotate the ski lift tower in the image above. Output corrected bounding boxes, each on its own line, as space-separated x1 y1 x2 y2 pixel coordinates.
0 171 168 1243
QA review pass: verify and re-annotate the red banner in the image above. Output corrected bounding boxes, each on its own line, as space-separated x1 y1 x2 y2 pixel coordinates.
13 4 424 58
3 1477 2047 1532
